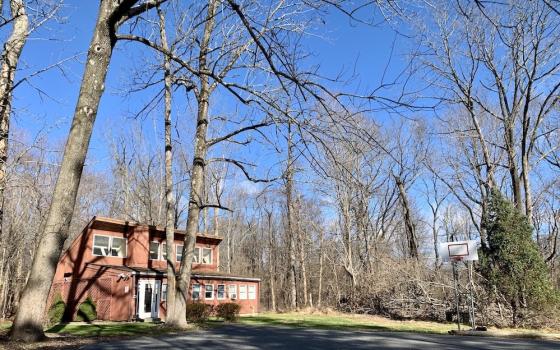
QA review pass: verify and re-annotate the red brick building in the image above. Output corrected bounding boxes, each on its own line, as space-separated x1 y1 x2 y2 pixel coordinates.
49 216 260 321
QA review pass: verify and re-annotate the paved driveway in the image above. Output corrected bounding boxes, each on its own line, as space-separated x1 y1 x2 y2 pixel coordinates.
81 324 560 350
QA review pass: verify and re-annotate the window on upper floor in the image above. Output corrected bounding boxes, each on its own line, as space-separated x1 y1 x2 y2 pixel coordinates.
193 247 200 263
92 235 127 258
149 241 160 260
162 243 167 261
176 244 183 262
201 248 212 264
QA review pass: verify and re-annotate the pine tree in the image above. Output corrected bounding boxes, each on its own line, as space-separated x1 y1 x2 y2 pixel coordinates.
480 190 558 326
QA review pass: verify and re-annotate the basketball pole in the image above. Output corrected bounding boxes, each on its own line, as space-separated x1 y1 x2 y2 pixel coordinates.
452 260 461 331
468 261 476 330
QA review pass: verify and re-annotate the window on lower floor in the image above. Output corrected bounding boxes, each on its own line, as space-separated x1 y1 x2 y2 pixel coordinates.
217 284 225 300
205 284 214 299
92 235 127 258
248 285 256 300
229 284 237 300
192 284 200 300
162 284 167 302
239 285 247 300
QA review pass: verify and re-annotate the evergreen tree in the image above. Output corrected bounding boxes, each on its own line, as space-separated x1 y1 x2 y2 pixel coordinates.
480 190 558 326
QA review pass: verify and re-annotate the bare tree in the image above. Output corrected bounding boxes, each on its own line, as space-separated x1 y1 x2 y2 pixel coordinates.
11 0 167 341
0 0 28 249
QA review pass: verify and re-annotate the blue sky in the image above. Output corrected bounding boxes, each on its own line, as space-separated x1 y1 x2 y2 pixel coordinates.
10 1 408 177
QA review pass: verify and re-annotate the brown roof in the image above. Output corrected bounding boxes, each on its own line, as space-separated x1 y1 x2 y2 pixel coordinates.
90 216 223 242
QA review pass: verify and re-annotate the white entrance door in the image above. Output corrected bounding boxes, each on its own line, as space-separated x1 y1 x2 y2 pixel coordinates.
137 279 161 319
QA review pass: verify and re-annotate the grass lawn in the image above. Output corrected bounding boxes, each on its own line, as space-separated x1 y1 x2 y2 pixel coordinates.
238 311 560 341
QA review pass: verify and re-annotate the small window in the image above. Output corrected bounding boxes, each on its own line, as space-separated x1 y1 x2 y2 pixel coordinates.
93 235 110 256
201 248 212 264
193 247 200 263
229 285 237 300
162 284 167 302
217 284 225 300
176 244 183 262
239 285 247 300
110 237 126 257
248 285 256 300
149 242 159 260
205 284 214 299
92 235 126 258
192 284 200 300
162 243 167 261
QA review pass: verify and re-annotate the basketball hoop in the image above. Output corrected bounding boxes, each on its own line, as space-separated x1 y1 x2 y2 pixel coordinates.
438 240 478 263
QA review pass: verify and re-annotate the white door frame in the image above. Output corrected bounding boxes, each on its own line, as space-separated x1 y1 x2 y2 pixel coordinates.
137 279 161 319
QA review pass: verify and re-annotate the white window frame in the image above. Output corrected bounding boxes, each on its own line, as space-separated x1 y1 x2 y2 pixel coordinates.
239 285 247 300
161 242 167 261
248 285 256 300
149 241 160 260
229 284 237 300
192 284 201 300
193 247 200 263
176 244 183 262
201 247 213 265
162 283 168 302
92 234 127 258
204 284 214 300
217 284 226 300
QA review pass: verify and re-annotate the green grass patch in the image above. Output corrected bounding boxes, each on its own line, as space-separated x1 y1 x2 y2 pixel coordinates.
239 312 464 335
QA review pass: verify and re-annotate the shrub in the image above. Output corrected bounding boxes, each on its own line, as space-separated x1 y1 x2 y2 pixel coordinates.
480 190 559 326
185 302 213 323
216 303 241 322
47 294 66 326
75 297 97 322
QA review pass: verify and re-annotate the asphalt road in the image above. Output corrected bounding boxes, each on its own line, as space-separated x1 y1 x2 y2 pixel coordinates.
81 324 560 350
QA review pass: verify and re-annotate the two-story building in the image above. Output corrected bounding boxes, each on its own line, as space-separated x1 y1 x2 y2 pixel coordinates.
49 216 260 321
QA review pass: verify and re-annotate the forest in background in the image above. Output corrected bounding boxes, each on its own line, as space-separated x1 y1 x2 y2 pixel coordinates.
1 0 560 341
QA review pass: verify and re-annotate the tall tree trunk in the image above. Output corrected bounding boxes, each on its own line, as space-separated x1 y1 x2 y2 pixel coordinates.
0 0 28 246
10 0 143 341
521 153 532 224
285 122 298 310
395 176 419 260
158 6 178 327
295 203 307 307
266 210 276 312
172 0 218 326
317 226 324 308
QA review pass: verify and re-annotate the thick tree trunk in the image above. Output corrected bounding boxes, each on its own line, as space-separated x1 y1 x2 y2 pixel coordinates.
171 0 217 326
0 0 28 246
285 123 298 310
10 0 139 341
158 6 179 327
395 176 419 260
